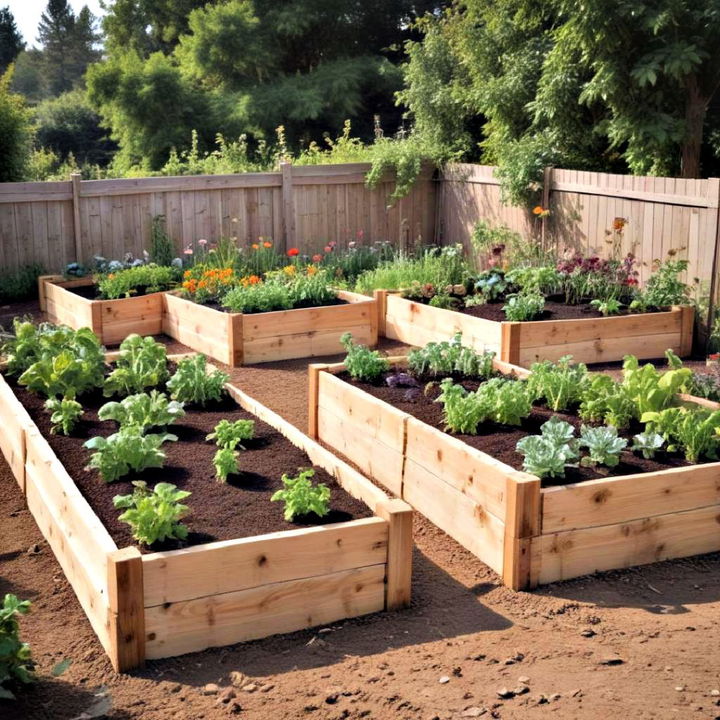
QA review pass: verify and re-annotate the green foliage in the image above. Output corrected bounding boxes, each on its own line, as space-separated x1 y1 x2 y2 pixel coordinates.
213 447 240 483
502 292 545 321
0 8 24 75
167 354 228 406
0 594 33 699
45 397 83 435
113 481 190 546
578 425 627 468
407 333 495 379
474 269 509 301
590 298 623 316
149 215 175 266
516 418 579 479
0 263 45 303
506 266 562 295
271 468 330 521
642 407 720 463
632 260 692 310
470 221 554 269
287 271 337 307
428 293 455 309
340 332 389 383
688 370 720 403
631 431 664 459
579 374 635 430
96 264 179 300
621 354 692 419
221 281 292 313
104 334 168 397
85 429 177 483
0 66 33 182
99 391 185 434
206 419 255 450
527 355 589 412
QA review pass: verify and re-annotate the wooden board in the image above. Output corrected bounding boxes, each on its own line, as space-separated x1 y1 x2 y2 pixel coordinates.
144 564 386 660
0 373 33 489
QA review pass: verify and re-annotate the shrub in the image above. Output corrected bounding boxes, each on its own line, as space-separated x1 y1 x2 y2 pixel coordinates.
0 263 45 302
149 214 175 266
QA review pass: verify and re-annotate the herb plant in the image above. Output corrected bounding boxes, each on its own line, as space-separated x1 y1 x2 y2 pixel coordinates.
502 291 545 321
96 264 178 300
634 259 691 309
428 293 456 309
0 594 33 699
407 333 495 379
45 397 83 435
506 266 562 295
213 447 240 482
340 332 389 382
98 390 185 433
85 430 177 482
527 355 588 411
631 432 664 459
578 425 627 467
113 481 190 546
221 281 292 313
474 269 509 300
271 468 331 521
104 334 168 397
167 354 228 406
287 270 337 307
206 419 255 450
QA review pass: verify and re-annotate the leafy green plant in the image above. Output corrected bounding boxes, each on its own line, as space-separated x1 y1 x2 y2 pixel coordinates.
407 333 495 379
642 407 720 463
0 263 45 303
213 447 240 482
96 264 179 300
271 468 331 521
340 332 389 382
113 481 190 546
506 266 562 295
578 425 627 467
631 431 665 459
633 259 691 309
149 214 175 266
464 294 486 308
428 293 456 309
167 354 228 406
527 355 589 411
502 291 545 321
45 397 83 435
474 269 509 301
98 390 184 433
287 270 337 307
206 419 255 450
579 374 635 429
221 281 292 313
436 379 489 434
688 370 720 402
19 347 105 400
590 298 623 316
516 419 579 479
104 334 168 397
84 430 177 482
622 354 692 419
0 594 33 699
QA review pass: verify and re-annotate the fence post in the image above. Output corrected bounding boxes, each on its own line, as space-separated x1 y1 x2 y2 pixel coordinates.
705 177 720 352
71 172 83 262
281 162 296 253
541 166 553 250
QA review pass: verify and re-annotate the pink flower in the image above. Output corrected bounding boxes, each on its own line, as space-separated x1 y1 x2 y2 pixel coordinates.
183 247 193 255
324 245 332 253
348 241 356 248
329 240 337 248
312 254 323 263
356 229 364 239
198 238 207 246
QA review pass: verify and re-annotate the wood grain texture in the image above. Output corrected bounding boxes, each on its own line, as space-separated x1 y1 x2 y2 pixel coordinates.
107 548 145 671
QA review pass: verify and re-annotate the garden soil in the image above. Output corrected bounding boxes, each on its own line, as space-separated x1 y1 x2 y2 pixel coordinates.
2 305 720 720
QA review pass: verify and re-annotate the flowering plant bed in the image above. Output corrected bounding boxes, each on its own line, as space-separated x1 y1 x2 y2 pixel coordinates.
163 289 377 366
309 349 720 590
0 339 411 671
374 290 694 366
39 275 167 346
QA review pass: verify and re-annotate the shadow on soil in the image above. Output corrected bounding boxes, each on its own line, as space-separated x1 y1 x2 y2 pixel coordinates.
135 546 511 687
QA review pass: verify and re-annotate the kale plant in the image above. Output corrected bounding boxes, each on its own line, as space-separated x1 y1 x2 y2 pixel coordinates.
631 432 665 459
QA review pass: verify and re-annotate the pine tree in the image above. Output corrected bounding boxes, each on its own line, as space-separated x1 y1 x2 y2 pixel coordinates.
37 0 75 95
0 7 25 73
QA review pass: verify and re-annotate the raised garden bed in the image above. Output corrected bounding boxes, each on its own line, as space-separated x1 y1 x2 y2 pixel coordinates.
309 356 720 590
163 289 377 365
373 290 694 366
0 356 412 672
39 275 164 346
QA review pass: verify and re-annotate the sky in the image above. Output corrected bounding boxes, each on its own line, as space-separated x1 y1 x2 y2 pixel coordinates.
6 0 106 48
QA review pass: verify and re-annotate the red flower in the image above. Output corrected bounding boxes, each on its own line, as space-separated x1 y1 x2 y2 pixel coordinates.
287 247 300 257
312 254 323 263
324 245 332 253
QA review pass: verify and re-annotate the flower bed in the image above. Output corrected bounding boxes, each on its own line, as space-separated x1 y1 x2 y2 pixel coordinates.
39 275 166 346
309 352 720 590
374 290 694 366
0 334 411 671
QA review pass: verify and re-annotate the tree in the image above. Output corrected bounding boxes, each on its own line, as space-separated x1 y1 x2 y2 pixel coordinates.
10 50 46 102
0 7 24 73
0 67 34 181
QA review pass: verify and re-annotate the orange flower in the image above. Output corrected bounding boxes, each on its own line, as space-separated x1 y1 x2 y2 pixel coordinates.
307 265 318 276
612 217 627 232
183 270 192 279
252 243 259 250
108 273 115 280
263 241 272 248
532 206 545 216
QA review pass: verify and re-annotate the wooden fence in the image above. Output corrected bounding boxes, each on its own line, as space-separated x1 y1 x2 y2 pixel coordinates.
0 163 436 272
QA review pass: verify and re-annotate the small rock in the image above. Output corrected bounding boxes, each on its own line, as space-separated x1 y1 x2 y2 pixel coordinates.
229 672 247 688
27 543 41 555
461 708 487 718
452 667 463 677
202 683 220 696
599 657 624 666
675 686 686 692
496 687 515 699
535 694 548 705
168 683 182 694
513 686 529 696
318 628 333 634
215 688 236 705
580 629 596 638
261 684 275 693
518 676 530 685
227 700 242 715
439 676 450 684
243 683 258 693
711 690 720 697
325 693 339 705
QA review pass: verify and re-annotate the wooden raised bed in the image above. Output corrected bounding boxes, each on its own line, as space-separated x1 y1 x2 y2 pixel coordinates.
163 290 378 366
0 367 412 672
309 357 720 590
373 290 695 366
39 275 165 346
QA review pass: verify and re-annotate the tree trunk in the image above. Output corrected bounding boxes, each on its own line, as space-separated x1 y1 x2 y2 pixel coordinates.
680 76 708 178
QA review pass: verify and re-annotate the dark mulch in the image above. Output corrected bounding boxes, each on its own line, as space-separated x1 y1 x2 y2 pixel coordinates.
341 369 697 488
203 297 348 314
67 284 168 301
8 378 372 553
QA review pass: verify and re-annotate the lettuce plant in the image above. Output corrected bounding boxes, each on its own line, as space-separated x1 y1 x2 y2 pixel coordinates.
407 333 495 379
621 354 692 418
631 431 664 459
113 481 190 546
340 332 389 382
579 374 635 429
84 430 177 482
502 291 545 321
271 468 330 521
206 419 255 450
578 425 627 467
167 354 228 406
98 390 184 433
104 334 168 397
527 355 589 411
643 407 720 463
590 298 623 316
19 349 103 400
213 447 240 482
45 397 83 436
0 594 33 699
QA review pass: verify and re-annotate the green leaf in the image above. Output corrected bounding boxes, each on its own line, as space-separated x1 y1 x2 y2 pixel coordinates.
51 658 72 677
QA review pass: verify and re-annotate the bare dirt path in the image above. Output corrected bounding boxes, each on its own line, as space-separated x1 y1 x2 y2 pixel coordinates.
1 305 719 720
